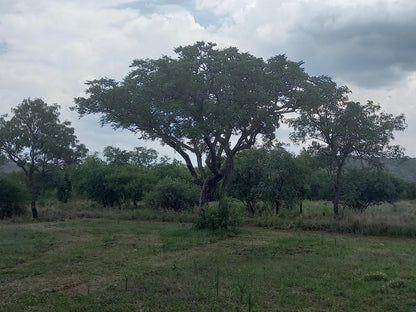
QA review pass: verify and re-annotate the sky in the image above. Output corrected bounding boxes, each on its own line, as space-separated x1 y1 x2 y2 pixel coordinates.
1 0 416 160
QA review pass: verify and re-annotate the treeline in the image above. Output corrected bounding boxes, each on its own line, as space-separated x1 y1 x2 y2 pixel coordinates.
1 144 415 219
230 146 416 215
0 43 410 223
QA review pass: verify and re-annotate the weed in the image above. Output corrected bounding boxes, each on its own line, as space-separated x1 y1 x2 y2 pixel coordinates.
364 272 388 282
388 278 405 289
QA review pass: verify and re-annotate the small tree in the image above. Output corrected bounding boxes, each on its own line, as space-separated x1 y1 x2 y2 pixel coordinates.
72 156 118 207
0 98 88 218
103 146 132 164
103 145 158 167
130 147 158 167
0 177 29 219
290 76 406 218
230 145 309 215
106 164 157 207
343 167 405 211
262 146 301 214
146 177 199 211
230 148 268 216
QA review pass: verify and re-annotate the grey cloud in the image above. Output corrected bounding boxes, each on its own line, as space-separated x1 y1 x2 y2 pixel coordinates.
211 0 416 89
290 16 416 88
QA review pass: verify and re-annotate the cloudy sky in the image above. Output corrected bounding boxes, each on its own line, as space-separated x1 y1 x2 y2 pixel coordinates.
1 0 415 159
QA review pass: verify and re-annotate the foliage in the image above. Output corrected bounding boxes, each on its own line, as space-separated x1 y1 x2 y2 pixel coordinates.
262 145 308 213
103 145 158 166
74 41 309 212
195 197 243 230
102 146 132 164
72 156 156 207
305 168 333 201
230 145 310 215
152 158 193 181
290 76 406 217
72 156 120 207
0 98 88 218
342 167 405 211
404 182 416 199
0 177 28 219
106 164 157 207
146 176 199 211
229 148 268 215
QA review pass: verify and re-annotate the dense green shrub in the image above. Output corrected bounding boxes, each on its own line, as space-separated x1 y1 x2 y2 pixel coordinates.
0 177 28 219
195 197 243 230
342 168 405 211
72 157 157 207
146 177 198 211
71 157 119 207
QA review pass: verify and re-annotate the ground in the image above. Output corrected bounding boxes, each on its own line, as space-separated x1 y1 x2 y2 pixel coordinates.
1 219 415 311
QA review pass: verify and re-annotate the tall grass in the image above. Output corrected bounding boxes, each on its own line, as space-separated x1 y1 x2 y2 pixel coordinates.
248 200 416 237
6 197 416 237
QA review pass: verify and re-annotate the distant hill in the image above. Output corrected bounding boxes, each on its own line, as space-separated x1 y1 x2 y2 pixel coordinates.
383 158 416 182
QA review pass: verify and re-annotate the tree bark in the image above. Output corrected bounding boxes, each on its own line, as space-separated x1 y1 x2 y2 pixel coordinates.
332 166 343 219
31 196 38 219
275 199 280 215
28 173 39 219
198 178 217 214
247 200 256 217
219 159 234 200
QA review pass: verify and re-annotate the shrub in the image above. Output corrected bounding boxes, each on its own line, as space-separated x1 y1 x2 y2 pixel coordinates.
195 197 243 230
342 168 404 211
146 177 198 211
0 177 28 219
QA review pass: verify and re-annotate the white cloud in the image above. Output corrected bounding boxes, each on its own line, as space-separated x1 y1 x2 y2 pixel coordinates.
0 1 217 155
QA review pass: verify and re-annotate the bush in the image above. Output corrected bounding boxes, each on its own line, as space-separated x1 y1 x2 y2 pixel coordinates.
146 177 199 211
0 177 28 219
195 197 243 230
342 168 404 211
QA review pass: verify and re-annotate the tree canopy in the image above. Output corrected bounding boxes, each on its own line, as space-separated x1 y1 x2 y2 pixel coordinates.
0 98 88 218
103 145 158 167
74 42 308 212
290 76 406 217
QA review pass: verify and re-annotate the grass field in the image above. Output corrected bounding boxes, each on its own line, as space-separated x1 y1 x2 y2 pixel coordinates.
1 218 415 311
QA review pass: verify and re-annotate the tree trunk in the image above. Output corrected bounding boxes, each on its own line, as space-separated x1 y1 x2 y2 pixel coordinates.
198 179 217 214
247 200 256 217
275 199 280 215
31 196 38 219
299 199 303 214
29 173 39 219
219 159 234 200
333 166 343 219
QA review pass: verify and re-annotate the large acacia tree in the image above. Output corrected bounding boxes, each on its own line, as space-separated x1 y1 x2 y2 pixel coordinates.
74 42 308 212
0 98 88 218
290 76 406 217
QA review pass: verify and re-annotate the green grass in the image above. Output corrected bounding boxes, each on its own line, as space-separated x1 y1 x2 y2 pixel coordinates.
1 219 415 311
